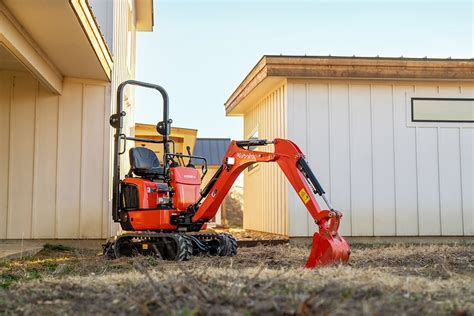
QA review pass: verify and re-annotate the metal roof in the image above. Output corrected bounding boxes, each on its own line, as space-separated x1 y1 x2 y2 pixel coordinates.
193 138 231 166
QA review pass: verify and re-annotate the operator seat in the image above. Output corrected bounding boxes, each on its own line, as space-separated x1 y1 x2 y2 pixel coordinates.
129 147 164 179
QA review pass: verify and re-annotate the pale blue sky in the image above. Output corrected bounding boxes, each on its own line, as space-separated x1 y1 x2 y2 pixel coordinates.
135 0 473 140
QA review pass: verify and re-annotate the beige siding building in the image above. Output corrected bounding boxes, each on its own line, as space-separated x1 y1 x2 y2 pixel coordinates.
0 0 153 239
135 123 198 156
226 55 474 238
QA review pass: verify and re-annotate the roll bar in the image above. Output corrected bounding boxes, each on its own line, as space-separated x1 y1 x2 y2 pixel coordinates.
110 80 171 222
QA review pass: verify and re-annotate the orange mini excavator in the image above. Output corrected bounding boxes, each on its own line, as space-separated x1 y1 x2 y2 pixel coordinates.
103 80 350 268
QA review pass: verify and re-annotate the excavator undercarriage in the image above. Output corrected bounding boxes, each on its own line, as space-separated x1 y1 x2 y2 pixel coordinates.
104 80 350 268
103 232 237 260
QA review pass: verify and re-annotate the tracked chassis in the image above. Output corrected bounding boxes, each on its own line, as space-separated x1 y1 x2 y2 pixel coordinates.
103 232 237 261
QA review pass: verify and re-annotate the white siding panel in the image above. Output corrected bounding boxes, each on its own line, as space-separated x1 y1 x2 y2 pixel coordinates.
287 83 309 236
306 84 330 235
81 85 106 238
282 87 288 235
371 85 396 235
0 73 11 238
243 84 288 236
102 85 112 238
416 127 441 235
32 86 58 238
393 85 418 235
349 85 374 236
0 71 111 239
283 80 473 237
460 128 474 235
329 84 351 236
7 74 36 238
57 83 83 238
415 85 441 236
438 85 470 235
109 0 138 235
438 128 463 235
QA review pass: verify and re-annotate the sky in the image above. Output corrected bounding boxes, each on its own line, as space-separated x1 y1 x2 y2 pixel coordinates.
135 0 473 140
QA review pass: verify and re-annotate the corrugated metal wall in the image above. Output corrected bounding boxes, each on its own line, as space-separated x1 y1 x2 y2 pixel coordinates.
287 79 474 237
0 71 111 238
243 84 288 235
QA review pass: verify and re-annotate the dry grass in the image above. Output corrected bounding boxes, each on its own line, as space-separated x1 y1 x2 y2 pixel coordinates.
0 242 472 315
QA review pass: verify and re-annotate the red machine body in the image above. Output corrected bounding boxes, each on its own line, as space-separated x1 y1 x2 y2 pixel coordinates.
120 177 177 231
170 167 201 210
120 167 202 231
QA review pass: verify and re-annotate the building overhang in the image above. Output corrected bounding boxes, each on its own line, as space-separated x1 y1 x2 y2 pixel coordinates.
225 55 474 116
136 0 154 32
0 0 113 94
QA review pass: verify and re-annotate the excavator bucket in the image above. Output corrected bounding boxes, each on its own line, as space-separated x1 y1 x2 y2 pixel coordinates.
305 230 350 268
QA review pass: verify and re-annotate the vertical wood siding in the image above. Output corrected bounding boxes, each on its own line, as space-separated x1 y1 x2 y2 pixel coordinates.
0 72 11 238
287 80 474 237
108 0 137 235
0 71 110 239
243 84 288 236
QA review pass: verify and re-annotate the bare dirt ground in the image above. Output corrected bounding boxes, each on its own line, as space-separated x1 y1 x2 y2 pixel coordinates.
0 242 472 315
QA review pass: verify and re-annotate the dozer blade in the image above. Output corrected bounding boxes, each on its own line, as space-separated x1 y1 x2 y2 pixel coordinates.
305 231 350 268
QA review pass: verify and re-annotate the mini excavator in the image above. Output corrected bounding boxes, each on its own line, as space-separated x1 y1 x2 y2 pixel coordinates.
103 80 350 268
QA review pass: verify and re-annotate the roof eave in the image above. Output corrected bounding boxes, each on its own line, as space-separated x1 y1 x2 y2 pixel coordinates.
225 55 474 116
0 3 63 94
70 0 113 80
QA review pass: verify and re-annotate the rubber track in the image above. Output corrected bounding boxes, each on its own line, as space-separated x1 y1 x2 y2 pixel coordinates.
189 233 238 257
103 232 238 259
103 232 192 261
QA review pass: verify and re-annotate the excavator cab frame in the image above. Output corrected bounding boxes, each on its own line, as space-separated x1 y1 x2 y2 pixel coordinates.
110 80 208 221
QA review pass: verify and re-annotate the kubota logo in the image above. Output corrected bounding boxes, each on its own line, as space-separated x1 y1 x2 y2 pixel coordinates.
183 175 196 179
236 153 256 160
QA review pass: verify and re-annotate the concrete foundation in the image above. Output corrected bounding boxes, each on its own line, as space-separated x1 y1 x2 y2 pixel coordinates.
290 236 474 247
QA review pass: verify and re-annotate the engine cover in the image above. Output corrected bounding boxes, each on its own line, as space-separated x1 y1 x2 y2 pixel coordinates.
170 167 201 210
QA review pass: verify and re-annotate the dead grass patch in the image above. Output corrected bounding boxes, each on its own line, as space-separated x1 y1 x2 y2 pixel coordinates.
0 243 472 315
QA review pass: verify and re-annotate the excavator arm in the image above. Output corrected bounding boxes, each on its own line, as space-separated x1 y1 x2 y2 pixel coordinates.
191 138 350 267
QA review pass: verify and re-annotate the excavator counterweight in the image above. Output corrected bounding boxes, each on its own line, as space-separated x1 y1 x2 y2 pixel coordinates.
103 80 350 268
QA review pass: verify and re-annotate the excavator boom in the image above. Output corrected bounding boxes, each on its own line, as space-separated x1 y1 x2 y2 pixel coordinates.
190 138 350 267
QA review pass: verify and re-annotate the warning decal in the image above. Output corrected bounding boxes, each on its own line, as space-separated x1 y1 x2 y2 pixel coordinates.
298 188 310 204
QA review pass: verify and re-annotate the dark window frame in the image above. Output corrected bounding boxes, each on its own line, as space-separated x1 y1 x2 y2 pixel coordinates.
411 97 474 123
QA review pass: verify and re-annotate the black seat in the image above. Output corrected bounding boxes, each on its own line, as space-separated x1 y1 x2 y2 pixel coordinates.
129 147 164 179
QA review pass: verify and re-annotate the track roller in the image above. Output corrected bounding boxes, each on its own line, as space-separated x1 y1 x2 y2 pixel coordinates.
184 233 238 257
103 232 193 261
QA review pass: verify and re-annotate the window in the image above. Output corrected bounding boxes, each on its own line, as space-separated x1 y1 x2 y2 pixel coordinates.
247 128 259 173
411 98 474 123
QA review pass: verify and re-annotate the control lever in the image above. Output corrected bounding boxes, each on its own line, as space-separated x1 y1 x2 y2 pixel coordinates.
178 153 185 166
186 146 195 168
